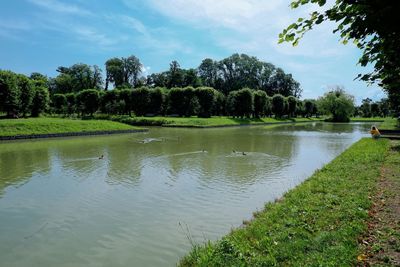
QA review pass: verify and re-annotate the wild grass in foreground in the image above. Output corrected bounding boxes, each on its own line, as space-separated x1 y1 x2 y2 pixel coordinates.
0 118 138 136
179 138 390 266
94 115 322 127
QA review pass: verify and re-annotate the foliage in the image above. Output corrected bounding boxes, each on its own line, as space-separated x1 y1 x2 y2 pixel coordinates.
272 94 285 118
105 55 143 89
16 74 34 117
253 90 268 118
51 63 102 93
180 138 390 266
148 87 166 115
52 94 67 114
131 87 150 116
31 86 49 117
318 87 355 122
286 95 297 117
168 87 199 117
195 87 217 118
76 89 100 116
0 70 20 117
280 0 400 112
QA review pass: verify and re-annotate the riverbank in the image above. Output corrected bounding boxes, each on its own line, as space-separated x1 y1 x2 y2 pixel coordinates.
360 140 400 265
96 115 323 128
179 138 391 266
0 118 146 140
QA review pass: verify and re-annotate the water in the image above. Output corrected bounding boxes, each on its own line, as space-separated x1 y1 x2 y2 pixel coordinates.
0 122 371 267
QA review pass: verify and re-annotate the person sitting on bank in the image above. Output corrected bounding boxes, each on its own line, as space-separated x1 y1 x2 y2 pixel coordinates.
370 125 381 138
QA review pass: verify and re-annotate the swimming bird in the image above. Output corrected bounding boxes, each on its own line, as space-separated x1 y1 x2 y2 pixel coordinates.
99 155 104 159
242 152 247 156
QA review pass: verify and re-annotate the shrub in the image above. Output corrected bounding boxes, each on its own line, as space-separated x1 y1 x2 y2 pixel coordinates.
31 86 50 117
131 87 150 116
272 94 285 117
76 89 100 116
196 87 217 118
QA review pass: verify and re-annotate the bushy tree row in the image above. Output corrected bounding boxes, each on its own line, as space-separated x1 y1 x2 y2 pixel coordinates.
355 97 391 118
49 86 317 119
0 70 49 118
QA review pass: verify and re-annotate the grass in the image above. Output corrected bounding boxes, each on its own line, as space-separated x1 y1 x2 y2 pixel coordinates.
0 117 141 137
97 115 323 127
360 140 400 265
379 117 400 130
179 138 390 266
351 117 385 122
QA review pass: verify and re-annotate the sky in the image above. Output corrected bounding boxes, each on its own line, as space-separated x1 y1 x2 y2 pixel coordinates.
0 0 386 104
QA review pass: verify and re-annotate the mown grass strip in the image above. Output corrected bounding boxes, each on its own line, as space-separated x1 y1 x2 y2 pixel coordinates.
179 138 390 266
99 115 323 127
0 118 140 137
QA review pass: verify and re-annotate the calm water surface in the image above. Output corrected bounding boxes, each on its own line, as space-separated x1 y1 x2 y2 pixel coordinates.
0 122 371 266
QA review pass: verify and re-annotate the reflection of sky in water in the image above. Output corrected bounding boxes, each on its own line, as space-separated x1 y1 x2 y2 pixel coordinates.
0 122 371 267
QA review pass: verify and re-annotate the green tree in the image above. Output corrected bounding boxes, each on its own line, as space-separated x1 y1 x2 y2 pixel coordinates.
100 90 120 114
287 96 298 117
280 0 400 112
370 102 381 117
304 99 314 118
65 93 76 115
168 61 184 88
16 74 34 117
318 87 355 122
253 90 268 118
196 87 217 118
0 70 20 117
235 88 254 118
52 94 67 114
131 87 150 116
31 87 49 117
360 98 372 117
76 89 100 116
148 87 165 115
272 94 285 118
52 64 102 93
198 58 217 88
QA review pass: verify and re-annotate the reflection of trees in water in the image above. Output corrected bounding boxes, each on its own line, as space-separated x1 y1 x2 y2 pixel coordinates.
105 141 144 186
0 143 50 197
144 128 300 186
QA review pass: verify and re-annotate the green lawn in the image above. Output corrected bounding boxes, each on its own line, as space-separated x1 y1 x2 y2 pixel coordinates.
0 118 141 137
108 115 323 127
350 117 385 122
179 138 390 266
379 117 399 130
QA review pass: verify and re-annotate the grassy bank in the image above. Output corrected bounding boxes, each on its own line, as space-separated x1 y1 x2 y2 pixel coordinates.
379 117 400 130
0 118 141 137
180 138 390 266
350 117 385 122
360 140 400 265
97 115 322 128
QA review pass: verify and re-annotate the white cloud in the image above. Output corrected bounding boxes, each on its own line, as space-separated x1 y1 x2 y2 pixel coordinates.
27 0 93 16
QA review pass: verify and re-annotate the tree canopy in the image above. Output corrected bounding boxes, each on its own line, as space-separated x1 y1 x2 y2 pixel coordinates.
280 0 400 112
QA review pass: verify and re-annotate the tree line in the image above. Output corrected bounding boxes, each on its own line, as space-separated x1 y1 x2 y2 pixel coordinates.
50 87 318 119
47 53 301 97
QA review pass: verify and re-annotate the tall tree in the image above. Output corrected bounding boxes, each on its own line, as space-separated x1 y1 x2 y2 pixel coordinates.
53 63 103 93
280 0 400 112
318 86 355 122
168 60 184 88
198 58 218 88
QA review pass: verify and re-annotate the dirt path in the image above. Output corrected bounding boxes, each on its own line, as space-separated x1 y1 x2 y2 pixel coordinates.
360 140 400 266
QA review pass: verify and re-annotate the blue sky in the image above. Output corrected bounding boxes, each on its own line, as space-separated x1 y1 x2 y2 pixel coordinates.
0 0 385 103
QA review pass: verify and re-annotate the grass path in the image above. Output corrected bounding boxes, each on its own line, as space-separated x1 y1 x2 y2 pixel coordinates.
360 140 400 266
